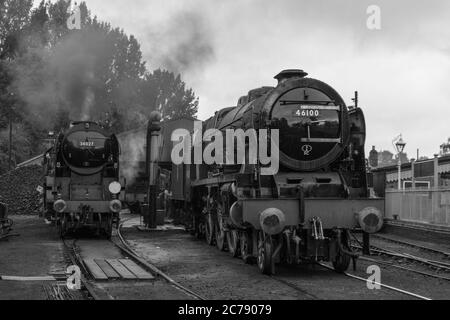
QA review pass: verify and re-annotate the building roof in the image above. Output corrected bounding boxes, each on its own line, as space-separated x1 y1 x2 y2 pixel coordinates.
372 154 450 182
16 154 45 168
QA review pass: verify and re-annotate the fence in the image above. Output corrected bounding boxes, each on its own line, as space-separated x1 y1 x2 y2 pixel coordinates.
385 188 450 226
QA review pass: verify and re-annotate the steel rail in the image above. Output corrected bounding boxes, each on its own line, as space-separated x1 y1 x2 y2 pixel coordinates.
317 262 432 300
371 233 450 258
61 237 104 300
0 233 19 240
116 222 205 300
352 243 450 271
270 275 320 300
359 256 450 282
370 246 450 270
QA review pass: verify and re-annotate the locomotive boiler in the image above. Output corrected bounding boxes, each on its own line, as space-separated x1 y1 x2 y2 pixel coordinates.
157 69 384 274
43 121 122 238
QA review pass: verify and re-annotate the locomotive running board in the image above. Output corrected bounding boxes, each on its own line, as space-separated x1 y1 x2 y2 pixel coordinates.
238 197 384 231
303 198 384 229
300 138 342 143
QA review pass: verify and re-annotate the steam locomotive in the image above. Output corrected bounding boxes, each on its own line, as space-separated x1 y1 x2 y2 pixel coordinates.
43 121 122 238
163 69 384 274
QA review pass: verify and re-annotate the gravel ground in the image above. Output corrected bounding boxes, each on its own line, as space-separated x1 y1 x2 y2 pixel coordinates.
122 225 437 300
0 215 193 300
0 215 67 300
73 237 189 300
3 214 449 300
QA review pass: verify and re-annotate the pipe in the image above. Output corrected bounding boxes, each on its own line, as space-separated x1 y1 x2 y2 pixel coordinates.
336 229 359 258
283 230 292 264
272 238 283 261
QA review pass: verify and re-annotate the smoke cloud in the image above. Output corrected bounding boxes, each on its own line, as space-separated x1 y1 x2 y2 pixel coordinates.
11 29 113 130
144 10 215 75
116 128 147 186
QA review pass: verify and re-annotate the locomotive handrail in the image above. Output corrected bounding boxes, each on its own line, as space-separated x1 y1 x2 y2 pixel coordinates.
301 138 342 143
279 100 336 105
298 105 340 110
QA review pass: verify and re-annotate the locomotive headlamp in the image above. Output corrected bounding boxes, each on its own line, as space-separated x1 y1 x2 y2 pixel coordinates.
109 199 122 213
53 199 67 213
259 208 286 235
108 181 121 194
357 207 383 233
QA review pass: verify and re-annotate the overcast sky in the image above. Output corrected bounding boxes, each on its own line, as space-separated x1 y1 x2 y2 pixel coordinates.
44 0 450 158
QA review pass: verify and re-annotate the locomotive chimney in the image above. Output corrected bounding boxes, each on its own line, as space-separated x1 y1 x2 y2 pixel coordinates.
274 69 308 84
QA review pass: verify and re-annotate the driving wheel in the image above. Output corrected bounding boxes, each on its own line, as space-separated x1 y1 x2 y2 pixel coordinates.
227 229 240 257
257 231 274 275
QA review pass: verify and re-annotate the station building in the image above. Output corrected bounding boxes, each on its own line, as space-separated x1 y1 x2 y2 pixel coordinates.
370 154 450 230
371 154 450 197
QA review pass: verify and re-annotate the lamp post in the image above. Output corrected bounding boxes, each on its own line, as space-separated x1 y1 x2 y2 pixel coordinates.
395 135 406 190
8 92 15 171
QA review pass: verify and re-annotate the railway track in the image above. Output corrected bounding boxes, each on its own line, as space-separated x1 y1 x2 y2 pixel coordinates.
61 238 105 300
358 255 450 281
317 262 432 300
60 221 205 300
371 233 450 258
350 235 450 282
116 222 205 300
270 261 433 300
370 245 450 271
269 275 320 300
60 221 440 300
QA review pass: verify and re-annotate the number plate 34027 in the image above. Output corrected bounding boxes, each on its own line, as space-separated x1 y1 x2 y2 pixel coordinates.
79 141 94 147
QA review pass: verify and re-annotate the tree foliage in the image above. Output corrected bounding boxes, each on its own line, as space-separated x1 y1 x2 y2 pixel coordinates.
0 0 199 173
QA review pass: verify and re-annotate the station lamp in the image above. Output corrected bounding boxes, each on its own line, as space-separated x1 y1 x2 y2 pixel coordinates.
395 135 406 190
395 136 406 154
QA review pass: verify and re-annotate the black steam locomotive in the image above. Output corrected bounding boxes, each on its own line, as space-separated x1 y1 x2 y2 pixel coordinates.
164 69 384 274
43 121 122 238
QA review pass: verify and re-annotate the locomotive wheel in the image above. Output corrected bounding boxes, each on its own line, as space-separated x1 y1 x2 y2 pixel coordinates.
332 231 351 273
105 216 113 240
205 213 215 246
59 215 67 238
192 215 203 239
227 230 240 258
216 227 226 251
215 203 227 251
332 250 351 273
257 231 274 275
240 231 254 264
